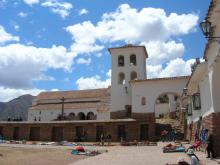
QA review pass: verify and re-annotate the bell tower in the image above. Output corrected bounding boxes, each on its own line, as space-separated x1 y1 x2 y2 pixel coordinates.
108 44 148 113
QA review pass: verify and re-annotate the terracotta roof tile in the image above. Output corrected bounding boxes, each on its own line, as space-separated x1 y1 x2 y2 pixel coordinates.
36 88 109 101
30 88 111 111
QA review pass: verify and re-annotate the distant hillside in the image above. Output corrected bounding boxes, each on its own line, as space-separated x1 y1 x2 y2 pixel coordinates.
0 95 34 121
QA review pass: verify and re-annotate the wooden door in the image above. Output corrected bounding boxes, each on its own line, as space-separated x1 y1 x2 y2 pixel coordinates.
52 127 63 141
29 127 40 141
140 124 149 140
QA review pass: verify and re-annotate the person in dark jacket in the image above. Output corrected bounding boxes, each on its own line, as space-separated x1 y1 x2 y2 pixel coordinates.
206 129 215 158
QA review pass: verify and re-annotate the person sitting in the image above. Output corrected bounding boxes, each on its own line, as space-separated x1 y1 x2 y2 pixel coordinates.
193 139 201 151
186 149 200 165
177 157 190 165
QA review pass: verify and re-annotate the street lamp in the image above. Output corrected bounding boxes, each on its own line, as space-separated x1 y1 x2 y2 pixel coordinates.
200 20 220 41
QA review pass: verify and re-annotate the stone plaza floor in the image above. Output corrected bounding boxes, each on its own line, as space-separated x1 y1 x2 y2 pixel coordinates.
71 142 220 165
0 142 220 165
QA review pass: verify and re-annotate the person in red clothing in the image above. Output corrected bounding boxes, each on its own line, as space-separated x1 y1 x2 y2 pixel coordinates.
161 130 165 142
193 139 201 151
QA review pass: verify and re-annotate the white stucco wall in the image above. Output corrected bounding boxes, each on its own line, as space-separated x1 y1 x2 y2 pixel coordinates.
28 108 110 121
131 77 188 114
110 47 147 112
212 58 220 113
202 1 220 117
187 61 219 122
97 111 110 120
155 103 170 117
200 74 213 115
168 95 177 112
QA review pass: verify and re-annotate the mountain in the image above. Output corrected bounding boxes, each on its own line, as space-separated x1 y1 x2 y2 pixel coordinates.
0 95 34 121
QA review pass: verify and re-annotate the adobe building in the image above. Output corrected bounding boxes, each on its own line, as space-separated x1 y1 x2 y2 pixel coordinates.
0 44 189 142
183 0 220 156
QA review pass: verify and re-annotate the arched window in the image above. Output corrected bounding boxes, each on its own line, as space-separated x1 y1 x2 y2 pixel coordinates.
130 71 137 80
118 55 124 67
68 112 75 120
77 112 86 120
87 112 95 120
130 54 136 66
118 72 125 84
141 97 146 105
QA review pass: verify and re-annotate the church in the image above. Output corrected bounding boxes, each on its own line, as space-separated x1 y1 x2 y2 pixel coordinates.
22 44 188 142
28 44 188 123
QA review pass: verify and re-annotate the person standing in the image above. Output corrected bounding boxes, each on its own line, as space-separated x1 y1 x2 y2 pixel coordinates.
106 134 112 145
100 133 105 146
206 129 215 158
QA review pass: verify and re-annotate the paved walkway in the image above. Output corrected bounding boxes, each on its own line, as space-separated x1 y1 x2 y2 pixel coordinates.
1 142 219 165
71 142 220 165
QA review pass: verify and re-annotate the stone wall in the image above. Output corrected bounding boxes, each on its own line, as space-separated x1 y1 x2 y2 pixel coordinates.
202 112 220 157
111 111 155 122
0 120 155 142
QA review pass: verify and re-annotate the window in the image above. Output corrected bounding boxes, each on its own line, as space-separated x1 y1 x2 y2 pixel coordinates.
141 97 146 105
68 112 75 120
77 112 86 120
192 93 201 110
125 105 131 117
118 72 125 84
118 55 124 67
130 54 136 66
130 71 137 80
174 95 178 101
187 103 192 116
87 112 95 120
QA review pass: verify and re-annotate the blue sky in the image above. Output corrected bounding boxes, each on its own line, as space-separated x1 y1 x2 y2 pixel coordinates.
0 0 210 101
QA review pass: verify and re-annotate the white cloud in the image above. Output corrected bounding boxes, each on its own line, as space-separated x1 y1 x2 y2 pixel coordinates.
41 0 73 18
0 86 43 102
0 25 19 44
106 69 111 78
66 21 104 55
147 58 195 78
0 43 76 89
79 8 88 15
26 41 33 45
147 65 163 78
159 58 195 77
95 52 102 57
67 4 198 80
76 69 111 90
144 40 185 65
18 12 28 18
23 0 39 6
14 25 20 31
51 88 59 91
33 75 55 81
76 58 91 65
66 4 198 56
